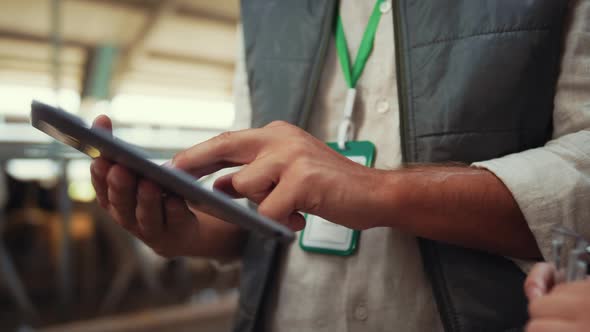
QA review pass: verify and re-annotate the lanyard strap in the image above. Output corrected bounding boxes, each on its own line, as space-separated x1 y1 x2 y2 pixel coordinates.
335 0 385 89
335 0 385 149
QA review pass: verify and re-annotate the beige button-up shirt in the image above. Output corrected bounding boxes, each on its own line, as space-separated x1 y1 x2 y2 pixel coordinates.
236 2 444 331
231 0 590 331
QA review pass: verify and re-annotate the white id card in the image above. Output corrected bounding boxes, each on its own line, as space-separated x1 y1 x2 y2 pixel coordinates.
299 141 375 256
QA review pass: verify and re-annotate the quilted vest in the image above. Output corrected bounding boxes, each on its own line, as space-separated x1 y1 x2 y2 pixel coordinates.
235 1 568 331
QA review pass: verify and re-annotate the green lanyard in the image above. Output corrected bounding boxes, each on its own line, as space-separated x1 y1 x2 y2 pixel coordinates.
335 0 385 89
335 0 385 149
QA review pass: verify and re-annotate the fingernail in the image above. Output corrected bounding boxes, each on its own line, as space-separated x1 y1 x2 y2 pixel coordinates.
162 160 174 168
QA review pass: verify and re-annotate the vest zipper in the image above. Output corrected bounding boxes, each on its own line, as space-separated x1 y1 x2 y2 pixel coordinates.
391 2 461 331
392 0 409 163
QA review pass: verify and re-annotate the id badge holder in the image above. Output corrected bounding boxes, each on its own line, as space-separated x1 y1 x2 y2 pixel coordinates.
299 141 375 256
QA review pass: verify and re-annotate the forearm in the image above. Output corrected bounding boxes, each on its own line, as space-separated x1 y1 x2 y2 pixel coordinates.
190 211 247 260
369 165 541 259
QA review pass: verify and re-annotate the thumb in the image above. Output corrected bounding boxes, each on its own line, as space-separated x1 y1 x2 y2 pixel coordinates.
524 262 556 301
92 115 113 135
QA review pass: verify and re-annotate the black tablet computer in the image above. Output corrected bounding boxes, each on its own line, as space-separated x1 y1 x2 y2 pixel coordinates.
30 100 294 243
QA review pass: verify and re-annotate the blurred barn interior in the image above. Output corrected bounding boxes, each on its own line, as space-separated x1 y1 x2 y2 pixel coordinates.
0 1 241 331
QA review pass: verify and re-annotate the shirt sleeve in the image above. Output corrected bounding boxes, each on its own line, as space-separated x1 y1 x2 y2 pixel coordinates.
472 0 590 268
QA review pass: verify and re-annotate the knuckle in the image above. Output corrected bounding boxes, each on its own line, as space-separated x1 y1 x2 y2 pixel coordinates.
523 278 538 293
293 157 316 181
285 135 313 155
231 173 248 193
304 193 322 215
291 124 308 136
286 142 307 156
266 121 307 139
107 179 124 192
266 120 289 128
214 131 234 147
106 171 129 192
172 151 187 168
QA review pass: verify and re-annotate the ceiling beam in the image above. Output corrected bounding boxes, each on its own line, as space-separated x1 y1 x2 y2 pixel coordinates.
70 0 159 12
0 30 92 49
175 4 237 24
73 0 238 24
111 0 180 91
147 50 234 70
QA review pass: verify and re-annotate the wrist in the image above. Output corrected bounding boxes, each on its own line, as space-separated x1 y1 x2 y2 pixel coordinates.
318 165 389 230
365 168 405 229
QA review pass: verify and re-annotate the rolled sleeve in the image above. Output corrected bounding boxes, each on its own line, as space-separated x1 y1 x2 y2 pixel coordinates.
474 132 590 265
474 0 590 270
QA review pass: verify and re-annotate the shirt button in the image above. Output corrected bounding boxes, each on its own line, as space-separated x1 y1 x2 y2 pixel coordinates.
354 303 368 321
376 100 390 114
379 1 392 14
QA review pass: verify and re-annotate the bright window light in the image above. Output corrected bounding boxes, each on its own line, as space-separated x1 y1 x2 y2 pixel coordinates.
67 159 91 181
68 180 96 202
0 84 80 116
6 159 59 181
110 94 234 129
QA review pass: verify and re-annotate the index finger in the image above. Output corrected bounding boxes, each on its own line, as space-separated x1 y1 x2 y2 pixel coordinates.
171 129 266 174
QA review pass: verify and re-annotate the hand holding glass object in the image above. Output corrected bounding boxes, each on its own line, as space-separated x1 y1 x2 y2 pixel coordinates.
525 227 590 332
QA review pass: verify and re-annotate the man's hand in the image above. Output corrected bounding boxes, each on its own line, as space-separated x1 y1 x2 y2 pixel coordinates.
525 262 590 332
90 115 243 259
172 121 381 231
526 271 590 331
170 121 540 259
